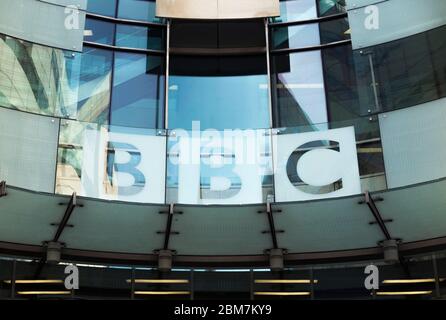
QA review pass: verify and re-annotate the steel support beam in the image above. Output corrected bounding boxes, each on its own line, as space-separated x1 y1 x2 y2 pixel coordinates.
0 181 6 197
364 191 391 241
259 202 282 250
53 193 78 242
158 204 182 251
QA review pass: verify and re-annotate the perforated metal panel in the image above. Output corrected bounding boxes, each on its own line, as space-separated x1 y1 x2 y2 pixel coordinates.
274 195 383 252
169 204 272 255
59 199 166 253
0 188 65 245
375 179 446 243
0 108 59 193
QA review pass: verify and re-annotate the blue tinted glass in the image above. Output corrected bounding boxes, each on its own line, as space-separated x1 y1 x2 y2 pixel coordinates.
111 52 165 129
272 23 320 50
87 0 117 17
74 47 113 124
115 24 164 50
117 0 160 23
168 56 270 130
273 0 317 23
272 51 328 128
84 18 115 45
318 0 347 16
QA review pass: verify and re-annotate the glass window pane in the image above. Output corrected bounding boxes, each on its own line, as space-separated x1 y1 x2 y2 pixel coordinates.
87 0 117 17
272 23 320 50
110 52 165 129
72 47 113 124
117 0 160 23
353 25 446 114
115 24 164 50
318 0 347 16
168 55 270 130
272 51 328 128
84 18 115 45
273 0 317 23
271 18 350 50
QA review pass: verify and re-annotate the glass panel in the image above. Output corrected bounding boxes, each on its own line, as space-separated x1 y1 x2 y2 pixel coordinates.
115 24 165 50
318 0 347 16
271 23 320 50
0 188 64 245
0 108 59 193
271 18 350 50
271 50 328 128
273 126 362 202
166 128 273 205
56 120 167 204
117 0 160 23
0 35 112 124
274 193 382 251
375 179 446 243
354 25 446 114
168 55 269 130
378 98 446 189
0 34 77 118
272 0 317 23
110 52 165 129
318 16 350 44
348 0 446 49
86 0 117 17
84 18 115 45
59 197 166 252
170 205 271 254
73 46 113 124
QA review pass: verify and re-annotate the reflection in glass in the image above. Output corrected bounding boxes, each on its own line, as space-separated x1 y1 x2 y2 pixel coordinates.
115 24 164 50
84 18 115 45
166 129 273 204
271 18 350 50
86 0 117 17
110 52 165 129
117 0 160 23
273 0 317 23
271 23 320 50
73 47 113 124
168 55 270 130
318 0 347 16
271 51 328 128
0 36 112 124
354 25 446 115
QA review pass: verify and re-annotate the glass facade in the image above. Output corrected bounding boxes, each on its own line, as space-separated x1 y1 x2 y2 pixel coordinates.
1 0 446 302
3 0 446 203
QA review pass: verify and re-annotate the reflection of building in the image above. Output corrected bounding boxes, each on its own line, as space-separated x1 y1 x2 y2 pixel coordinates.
0 0 446 300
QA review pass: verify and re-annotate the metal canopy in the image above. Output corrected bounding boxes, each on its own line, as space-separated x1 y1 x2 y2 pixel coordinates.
274 194 383 253
1 179 446 264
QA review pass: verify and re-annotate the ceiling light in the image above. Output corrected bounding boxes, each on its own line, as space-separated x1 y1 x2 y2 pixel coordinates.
134 291 190 295
125 279 189 284
255 279 318 284
254 292 311 296
375 291 432 296
383 278 444 284
17 291 71 295
4 280 63 284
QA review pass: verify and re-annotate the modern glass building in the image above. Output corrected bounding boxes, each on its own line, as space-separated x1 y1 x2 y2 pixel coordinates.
0 0 446 300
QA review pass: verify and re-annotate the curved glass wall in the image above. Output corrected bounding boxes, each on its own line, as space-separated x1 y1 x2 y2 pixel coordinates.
87 0 161 23
167 19 270 130
84 17 165 50
0 0 445 206
272 0 346 23
354 25 446 115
